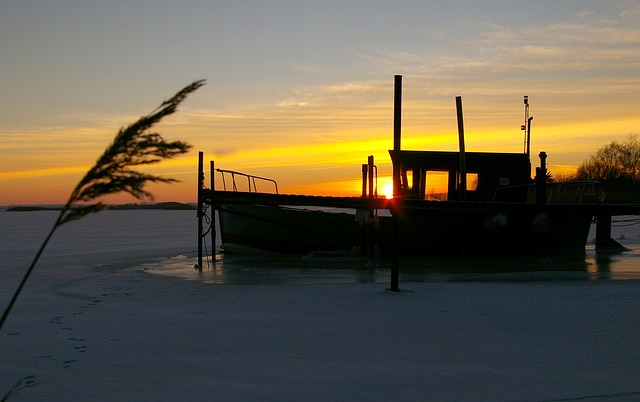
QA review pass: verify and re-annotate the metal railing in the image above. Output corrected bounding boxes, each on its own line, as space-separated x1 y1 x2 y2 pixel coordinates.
492 180 603 204
545 180 603 204
216 168 279 194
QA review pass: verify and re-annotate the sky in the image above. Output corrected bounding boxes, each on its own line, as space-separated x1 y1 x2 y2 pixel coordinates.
1 0 639 205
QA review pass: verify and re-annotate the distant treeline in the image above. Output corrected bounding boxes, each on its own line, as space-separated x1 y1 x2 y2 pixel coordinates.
6 202 196 212
556 135 640 203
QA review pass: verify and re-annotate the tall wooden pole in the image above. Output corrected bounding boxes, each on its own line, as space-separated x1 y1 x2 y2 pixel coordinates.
197 151 204 270
390 75 402 292
456 96 467 201
393 75 402 198
361 163 368 198
210 160 216 256
367 155 375 263
368 155 374 198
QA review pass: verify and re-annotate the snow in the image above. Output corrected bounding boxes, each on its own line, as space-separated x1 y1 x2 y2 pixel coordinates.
1 211 640 401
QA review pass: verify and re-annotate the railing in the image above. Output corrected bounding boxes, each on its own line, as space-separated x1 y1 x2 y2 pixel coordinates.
546 180 603 204
492 180 603 204
216 168 279 194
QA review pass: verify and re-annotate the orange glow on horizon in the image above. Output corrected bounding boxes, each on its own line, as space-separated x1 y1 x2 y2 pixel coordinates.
380 182 394 199
2 94 636 206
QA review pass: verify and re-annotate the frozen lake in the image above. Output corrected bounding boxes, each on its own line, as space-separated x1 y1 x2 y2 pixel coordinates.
2 209 640 401
2 209 640 288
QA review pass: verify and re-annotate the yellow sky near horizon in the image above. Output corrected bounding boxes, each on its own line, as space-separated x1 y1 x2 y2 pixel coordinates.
2 92 638 206
1 1 640 205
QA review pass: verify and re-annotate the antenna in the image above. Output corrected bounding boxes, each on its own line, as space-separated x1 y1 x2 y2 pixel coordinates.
521 95 533 158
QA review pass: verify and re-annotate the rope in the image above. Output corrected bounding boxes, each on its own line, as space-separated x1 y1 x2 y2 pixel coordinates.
201 202 212 237
202 230 211 270
198 182 213 270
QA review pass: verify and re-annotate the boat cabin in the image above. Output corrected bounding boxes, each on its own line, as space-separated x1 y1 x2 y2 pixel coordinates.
389 150 532 202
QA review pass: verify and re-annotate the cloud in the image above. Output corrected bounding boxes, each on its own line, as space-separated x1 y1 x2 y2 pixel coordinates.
276 99 309 107
355 10 640 80
289 63 325 74
526 23 640 46
577 10 595 19
0 165 88 180
619 2 640 17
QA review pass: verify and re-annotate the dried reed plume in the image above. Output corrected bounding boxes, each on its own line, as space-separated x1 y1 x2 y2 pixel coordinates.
0 79 206 332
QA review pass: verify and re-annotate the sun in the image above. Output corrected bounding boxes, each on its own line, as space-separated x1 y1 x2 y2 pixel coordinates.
379 182 394 199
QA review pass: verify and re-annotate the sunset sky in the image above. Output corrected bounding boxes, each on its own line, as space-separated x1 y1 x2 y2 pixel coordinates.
1 0 640 205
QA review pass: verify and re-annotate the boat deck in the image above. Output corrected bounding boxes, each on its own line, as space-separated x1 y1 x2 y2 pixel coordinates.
203 188 640 217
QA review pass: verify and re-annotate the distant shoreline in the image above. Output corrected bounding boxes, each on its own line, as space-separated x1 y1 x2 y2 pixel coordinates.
4 202 196 212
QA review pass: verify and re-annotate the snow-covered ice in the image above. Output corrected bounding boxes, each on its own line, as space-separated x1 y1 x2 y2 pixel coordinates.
1 210 640 401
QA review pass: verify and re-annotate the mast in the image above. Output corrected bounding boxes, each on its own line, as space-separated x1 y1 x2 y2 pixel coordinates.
522 95 533 158
390 75 402 292
393 75 402 198
456 96 467 201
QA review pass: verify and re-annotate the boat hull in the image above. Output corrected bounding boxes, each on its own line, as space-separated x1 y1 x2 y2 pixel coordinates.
376 205 592 255
218 203 593 255
217 204 361 254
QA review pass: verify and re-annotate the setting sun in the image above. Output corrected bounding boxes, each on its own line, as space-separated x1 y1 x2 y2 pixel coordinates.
380 181 394 199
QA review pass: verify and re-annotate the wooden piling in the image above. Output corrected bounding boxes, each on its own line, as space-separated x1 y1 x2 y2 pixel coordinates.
210 160 216 256
536 152 547 205
390 75 402 292
456 96 467 201
197 151 204 270
367 155 374 199
393 76 402 166
367 156 375 263
361 163 368 198
595 215 625 250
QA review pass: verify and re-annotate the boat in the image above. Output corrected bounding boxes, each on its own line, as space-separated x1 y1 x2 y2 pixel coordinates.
214 154 601 256
209 78 604 256
375 149 601 254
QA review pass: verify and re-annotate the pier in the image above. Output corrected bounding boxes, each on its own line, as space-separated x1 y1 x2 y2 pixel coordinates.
197 153 640 291
195 75 640 291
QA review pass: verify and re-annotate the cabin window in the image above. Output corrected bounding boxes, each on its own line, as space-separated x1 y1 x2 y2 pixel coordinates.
466 173 479 191
403 169 414 190
425 171 448 200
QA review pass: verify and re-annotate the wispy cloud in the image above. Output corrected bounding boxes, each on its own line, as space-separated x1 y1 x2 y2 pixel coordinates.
527 23 640 46
359 9 640 78
0 166 89 180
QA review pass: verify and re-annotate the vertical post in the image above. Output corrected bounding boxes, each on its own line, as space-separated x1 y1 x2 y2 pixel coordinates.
367 155 375 262
368 155 374 199
527 116 533 158
210 160 216 256
419 169 427 200
390 75 402 292
522 95 533 158
456 96 467 201
197 151 204 270
393 75 402 198
360 162 368 256
595 215 625 250
361 163 368 198
596 215 613 249
536 152 547 205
